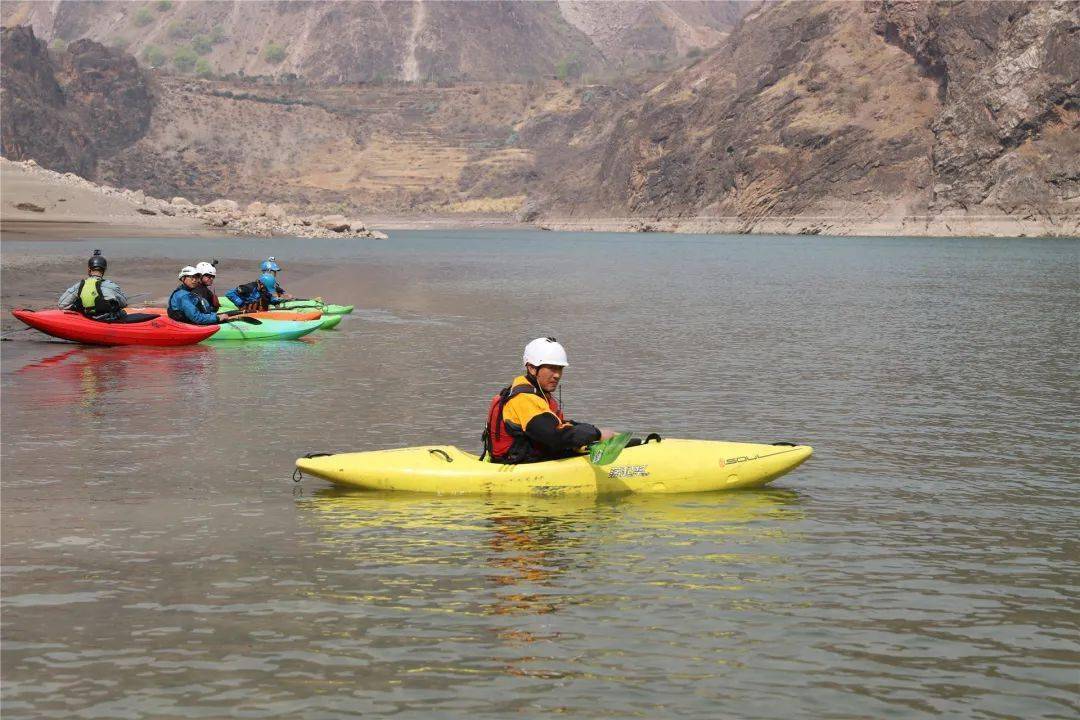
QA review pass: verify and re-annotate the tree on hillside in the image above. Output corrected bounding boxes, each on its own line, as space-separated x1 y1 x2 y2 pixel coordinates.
555 56 583 81
173 46 197 73
142 45 167 67
133 7 154 27
167 19 197 39
192 34 212 55
263 42 287 64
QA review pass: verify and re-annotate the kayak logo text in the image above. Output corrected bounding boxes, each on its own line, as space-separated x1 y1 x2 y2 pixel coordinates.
608 465 649 479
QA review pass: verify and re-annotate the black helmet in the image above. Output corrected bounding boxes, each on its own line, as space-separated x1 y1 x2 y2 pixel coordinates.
88 249 107 272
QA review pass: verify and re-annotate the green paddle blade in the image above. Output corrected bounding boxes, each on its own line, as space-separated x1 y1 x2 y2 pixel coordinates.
588 432 633 465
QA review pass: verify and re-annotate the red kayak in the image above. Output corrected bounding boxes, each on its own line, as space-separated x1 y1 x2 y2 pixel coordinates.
11 309 218 347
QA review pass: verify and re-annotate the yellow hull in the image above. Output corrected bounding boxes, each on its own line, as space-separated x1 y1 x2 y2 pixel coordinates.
295 439 812 496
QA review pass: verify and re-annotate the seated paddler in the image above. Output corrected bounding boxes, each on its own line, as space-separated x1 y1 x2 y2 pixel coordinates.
483 337 612 463
225 273 281 313
168 266 230 325
57 250 142 323
192 261 220 311
260 257 293 301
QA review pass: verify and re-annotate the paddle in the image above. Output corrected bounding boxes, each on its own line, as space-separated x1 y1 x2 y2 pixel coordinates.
222 315 263 325
588 431 633 466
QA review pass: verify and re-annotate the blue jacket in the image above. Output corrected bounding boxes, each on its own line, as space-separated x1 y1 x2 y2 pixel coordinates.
225 280 280 309
168 286 219 325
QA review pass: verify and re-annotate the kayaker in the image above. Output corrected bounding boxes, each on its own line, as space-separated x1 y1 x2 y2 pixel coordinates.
483 337 611 464
192 261 220 311
57 250 132 322
168 266 230 325
260 257 293 300
225 273 282 313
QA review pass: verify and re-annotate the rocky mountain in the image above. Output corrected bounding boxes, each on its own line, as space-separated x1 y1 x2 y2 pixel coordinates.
2 2 1076 236
0 25 153 177
530 0 1079 234
1 0 750 83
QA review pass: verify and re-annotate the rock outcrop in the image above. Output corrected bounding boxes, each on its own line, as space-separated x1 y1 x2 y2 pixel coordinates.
0 25 153 176
526 0 1079 235
871 0 1079 219
2 1 751 83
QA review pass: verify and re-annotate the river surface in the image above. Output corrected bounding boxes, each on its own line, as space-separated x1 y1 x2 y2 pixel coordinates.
2 231 1078 718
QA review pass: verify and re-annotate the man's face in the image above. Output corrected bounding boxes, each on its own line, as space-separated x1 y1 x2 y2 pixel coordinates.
532 364 564 393
182 275 200 288
201 274 214 286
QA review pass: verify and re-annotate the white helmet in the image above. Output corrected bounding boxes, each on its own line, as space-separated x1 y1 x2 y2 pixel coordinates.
194 261 216 276
523 336 569 368
178 265 199 279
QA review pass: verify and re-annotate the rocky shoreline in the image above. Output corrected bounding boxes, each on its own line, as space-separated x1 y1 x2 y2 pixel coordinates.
0 158 388 240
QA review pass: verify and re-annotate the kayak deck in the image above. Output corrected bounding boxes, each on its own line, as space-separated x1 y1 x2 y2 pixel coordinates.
11 309 217 347
295 439 812 496
206 318 323 341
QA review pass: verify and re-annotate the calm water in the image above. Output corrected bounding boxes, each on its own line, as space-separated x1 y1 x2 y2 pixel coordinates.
2 231 1078 718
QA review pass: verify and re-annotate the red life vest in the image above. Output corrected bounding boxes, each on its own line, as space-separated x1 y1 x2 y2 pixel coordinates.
482 381 564 462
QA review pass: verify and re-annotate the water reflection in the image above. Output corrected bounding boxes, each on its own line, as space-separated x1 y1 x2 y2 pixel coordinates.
297 490 803 605
14 345 216 409
296 490 804 680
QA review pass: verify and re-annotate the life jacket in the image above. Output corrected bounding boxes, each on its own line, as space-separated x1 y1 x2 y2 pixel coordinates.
167 286 212 322
192 283 220 311
482 379 565 463
72 277 116 318
232 280 271 311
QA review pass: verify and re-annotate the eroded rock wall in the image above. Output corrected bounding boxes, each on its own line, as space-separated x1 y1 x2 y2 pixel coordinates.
0 26 153 176
872 0 1079 218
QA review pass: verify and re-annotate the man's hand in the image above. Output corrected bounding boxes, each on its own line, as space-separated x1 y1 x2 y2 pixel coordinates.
598 428 618 441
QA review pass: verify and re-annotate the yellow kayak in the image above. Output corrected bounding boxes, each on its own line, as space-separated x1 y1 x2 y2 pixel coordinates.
294 439 812 496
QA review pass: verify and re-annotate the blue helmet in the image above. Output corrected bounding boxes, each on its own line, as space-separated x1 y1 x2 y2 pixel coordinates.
260 257 281 272
259 273 277 293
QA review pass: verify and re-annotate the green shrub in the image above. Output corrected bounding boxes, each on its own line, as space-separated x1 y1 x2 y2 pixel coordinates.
133 7 154 26
208 26 226 44
111 36 129 51
167 19 197 39
173 46 197 72
555 56 583 81
263 41 286 64
51 38 68 52
192 34 212 55
195 57 213 78
155 0 173 10
142 45 167 66
686 46 702 59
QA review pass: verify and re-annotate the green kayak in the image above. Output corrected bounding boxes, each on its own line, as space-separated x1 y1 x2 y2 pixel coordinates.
218 297 354 315
278 299 354 315
319 314 343 330
206 318 323 342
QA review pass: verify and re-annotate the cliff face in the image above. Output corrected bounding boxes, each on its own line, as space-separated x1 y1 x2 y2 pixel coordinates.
872 0 1079 218
532 2 941 228
531 0 1079 232
0 26 154 177
1 0 750 83
2 2 1075 236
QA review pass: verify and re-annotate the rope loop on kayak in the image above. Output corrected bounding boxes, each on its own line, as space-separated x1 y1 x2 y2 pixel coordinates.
429 448 453 463
293 452 334 483
771 442 796 447
644 433 662 444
